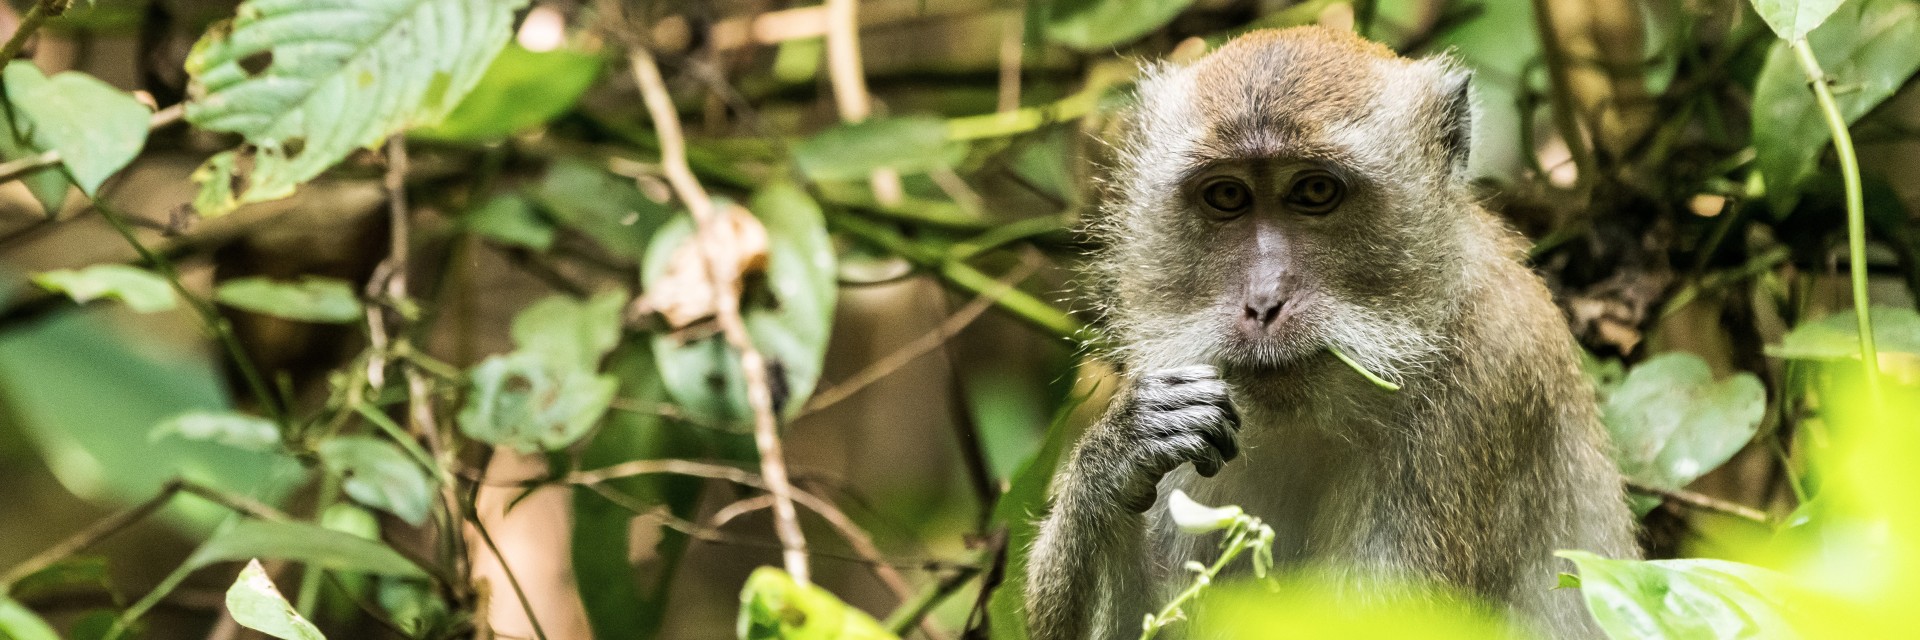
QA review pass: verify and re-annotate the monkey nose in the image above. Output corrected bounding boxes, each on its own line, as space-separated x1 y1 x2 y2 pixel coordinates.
1241 294 1286 329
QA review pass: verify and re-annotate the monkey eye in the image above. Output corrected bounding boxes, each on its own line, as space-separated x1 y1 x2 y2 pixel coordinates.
1198 177 1253 217
1284 171 1346 215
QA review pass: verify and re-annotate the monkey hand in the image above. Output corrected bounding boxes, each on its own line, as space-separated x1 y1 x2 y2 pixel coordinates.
1074 365 1241 513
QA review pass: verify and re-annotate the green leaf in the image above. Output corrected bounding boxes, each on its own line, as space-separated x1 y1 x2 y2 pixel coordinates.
792 116 952 181
458 291 626 452
0 596 60 640
0 311 300 531
319 436 434 526
531 158 671 260
1748 0 1845 41
1557 551 1801 639
183 0 528 210
151 410 281 452
6 556 115 604
33 264 177 313
985 386 1094 640
2 62 152 196
188 519 428 578
463 193 555 251
737 567 897 640
1768 305 1920 360
1044 0 1196 50
1602 352 1766 492
225 560 327 640
0 98 69 216
1752 0 1920 215
648 184 837 425
413 43 603 141
214 276 364 324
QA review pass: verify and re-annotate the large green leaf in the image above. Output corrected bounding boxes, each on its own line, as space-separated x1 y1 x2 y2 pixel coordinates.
1192 580 1512 639
1748 0 1845 41
1752 0 1920 215
0 93 68 216
33 265 177 313
1768 305 1920 360
1044 0 1196 50
0 311 299 530
737 567 897 640
647 183 837 425
1558 551 1801 639
318 436 433 526
0 596 59 640
412 43 603 142
457 291 625 452
214 276 364 324
2 62 151 196
791 116 953 181
1601 352 1765 499
225 560 327 640
188 519 428 578
183 0 528 213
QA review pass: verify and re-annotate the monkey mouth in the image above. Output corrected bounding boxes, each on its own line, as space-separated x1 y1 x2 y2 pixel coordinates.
1211 325 1326 374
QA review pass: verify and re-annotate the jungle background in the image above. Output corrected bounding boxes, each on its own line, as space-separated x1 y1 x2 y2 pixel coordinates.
0 0 1916 638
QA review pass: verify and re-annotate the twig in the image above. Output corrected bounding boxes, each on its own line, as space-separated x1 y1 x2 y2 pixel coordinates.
630 46 811 584
1791 39 1881 398
95 204 286 425
996 7 1023 114
884 563 982 636
1529 0 1600 194
587 484 970 572
0 103 186 184
825 0 904 206
466 510 551 640
0 0 61 64
1627 481 1769 524
803 253 1042 415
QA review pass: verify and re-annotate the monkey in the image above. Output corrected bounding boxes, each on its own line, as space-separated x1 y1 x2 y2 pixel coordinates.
1025 26 1638 639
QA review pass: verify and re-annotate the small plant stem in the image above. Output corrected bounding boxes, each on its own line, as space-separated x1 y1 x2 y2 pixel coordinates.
1329 346 1401 391
95 205 286 424
1790 39 1880 398
1141 527 1254 640
467 510 550 640
0 0 63 64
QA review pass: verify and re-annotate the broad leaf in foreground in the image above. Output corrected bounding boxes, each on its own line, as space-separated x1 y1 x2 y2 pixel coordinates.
34 264 177 313
1558 551 1801 640
1600 352 1765 514
225 560 327 640
1748 0 1844 41
737 567 896 640
184 0 528 214
2 61 152 196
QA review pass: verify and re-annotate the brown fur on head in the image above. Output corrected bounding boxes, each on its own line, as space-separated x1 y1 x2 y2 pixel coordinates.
1087 26 1479 390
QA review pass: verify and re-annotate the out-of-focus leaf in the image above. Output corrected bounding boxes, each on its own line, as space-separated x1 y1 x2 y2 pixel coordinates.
531 158 671 260
986 386 1092 640
737 567 897 640
413 43 603 141
225 560 327 640
0 311 299 530
458 291 625 452
1768 305 1920 360
0 100 68 216
792 116 951 181
188 520 428 578
318 436 433 526
214 276 364 324
1748 0 1844 41
183 0 527 212
0 596 59 640
33 265 177 313
648 184 836 425
150 410 281 452
1601 352 1765 494
1044 0 1195 50
1194 579 1511 638
1558 551 1801 639
572 345 719 640
6 556 115 604
1752 0 1920 215
463 193 555 251
2 62 151 196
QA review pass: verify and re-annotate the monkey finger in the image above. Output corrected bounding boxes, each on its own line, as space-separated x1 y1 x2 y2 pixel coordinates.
1189 442 1226 477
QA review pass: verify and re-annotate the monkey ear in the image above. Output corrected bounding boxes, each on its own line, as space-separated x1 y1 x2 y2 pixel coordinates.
1434 65 1475 175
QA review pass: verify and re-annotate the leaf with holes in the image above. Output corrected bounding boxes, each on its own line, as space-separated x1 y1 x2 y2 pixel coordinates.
214 276 364 323
319 436 433 526
1601 353 1765 500
225 560 327 640
33 264 177 313
648 184 837 426
457 291 625 452
183 0 528 214
3 61 152 196
1752 0 1920 215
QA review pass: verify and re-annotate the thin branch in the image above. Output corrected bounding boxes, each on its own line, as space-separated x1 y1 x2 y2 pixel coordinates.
826 0 904 206
630 46 811 584
1 479 289 588
1529 0 1600 194
803 253 1042 415
466 510 551 640
1628 481 1769 524
884 563 982 636
0 0 61 64
0 103 186 185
